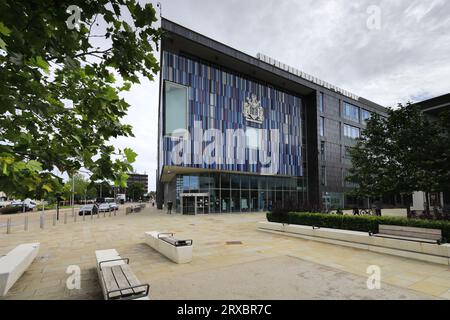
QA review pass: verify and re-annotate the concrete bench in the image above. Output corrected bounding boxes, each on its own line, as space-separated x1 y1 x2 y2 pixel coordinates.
95 249 149 300
370 225 443 245
0 243 40 296
144 231 193 264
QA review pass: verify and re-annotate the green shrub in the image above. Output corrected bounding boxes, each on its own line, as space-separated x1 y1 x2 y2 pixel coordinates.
266 212 450 242
0 205 23 215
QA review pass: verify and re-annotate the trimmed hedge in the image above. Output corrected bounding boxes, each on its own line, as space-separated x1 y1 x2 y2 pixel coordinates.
0 205 23 215
267 212 450 242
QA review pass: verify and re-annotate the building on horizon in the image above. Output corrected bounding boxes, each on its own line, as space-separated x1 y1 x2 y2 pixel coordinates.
127 173 149 194
156 18 389 214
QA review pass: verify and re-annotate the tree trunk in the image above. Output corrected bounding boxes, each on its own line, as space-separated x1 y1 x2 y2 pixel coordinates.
425 191 430 215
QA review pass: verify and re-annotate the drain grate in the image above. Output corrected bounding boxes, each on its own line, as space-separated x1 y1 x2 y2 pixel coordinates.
226 241 243 245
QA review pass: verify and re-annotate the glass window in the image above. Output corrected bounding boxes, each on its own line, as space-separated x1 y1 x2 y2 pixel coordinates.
345 146 352 159
241 175 249 190
319 92 324 113
220 173 230 189
319 117 325 136
221 189 230 213
320 166 327 186
164 81 188 136
343 102 359 123
182 176 190 192
199 174 213 189
230 174 241 189
241 190 249 212
231 189 241 212
344 124 360 139
361 109 371 125
320 141 325 161
250 176 258 189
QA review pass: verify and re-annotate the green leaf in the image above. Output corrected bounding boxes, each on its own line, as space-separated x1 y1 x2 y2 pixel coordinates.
26 160 43 173
0 37 6 50
124 148 137 163
35 56 49 73
42 184 53 192
0 22 11 36
72 135 82 146
101 87 118 101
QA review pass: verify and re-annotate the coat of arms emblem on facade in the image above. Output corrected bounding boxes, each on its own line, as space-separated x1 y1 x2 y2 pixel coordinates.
243 94 264 124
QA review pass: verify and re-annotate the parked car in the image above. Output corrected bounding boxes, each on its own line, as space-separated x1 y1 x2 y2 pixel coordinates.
10 199 36 212
109 202 118 211
78 204 98 216
98 203 112 213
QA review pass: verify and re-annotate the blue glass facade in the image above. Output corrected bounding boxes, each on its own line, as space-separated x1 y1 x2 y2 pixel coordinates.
160 51 304 177
159 51 306 213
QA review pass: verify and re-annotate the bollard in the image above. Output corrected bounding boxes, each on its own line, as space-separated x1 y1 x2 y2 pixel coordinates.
91 211 93 220
109 210 111 217
6 218 11 234
64 211 67 224
24 214 29 231
53 213 56 226
40 213 44 229
103 210 106 218
83 210 85 221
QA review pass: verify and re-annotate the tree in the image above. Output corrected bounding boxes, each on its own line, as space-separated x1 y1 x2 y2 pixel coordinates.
63 174 90 202
0 1 160 199
347 103 448 214
127 182 144 202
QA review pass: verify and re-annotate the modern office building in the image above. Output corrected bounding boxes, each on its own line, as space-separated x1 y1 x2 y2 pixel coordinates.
127 173 149 194
156 18 388 214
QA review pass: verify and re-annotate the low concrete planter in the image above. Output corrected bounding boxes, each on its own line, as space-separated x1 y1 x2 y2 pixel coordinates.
258 221 450 266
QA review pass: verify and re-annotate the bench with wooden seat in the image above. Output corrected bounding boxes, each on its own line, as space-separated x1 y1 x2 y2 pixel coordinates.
0 243 40 296
369 225 443 245
95 249 149 300
144 231 193 264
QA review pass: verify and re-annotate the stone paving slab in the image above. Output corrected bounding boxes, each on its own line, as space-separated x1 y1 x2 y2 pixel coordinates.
0 208 449 300
150 255 433 300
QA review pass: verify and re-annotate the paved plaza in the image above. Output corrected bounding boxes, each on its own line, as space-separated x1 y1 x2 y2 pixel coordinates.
0 207 449 300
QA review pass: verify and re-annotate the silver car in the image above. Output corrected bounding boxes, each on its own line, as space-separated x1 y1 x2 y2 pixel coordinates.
98 203 111 212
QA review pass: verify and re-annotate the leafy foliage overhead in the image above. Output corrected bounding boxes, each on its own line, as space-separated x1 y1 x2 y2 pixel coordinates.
0 1 161 198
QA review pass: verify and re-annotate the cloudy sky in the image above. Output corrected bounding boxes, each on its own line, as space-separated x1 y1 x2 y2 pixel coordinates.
113 0 450 191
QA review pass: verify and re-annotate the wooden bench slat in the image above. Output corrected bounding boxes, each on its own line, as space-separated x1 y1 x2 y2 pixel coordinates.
120 264 148 294
101 267 121 299
379 225 441 235
376 224 442 243
111 265 135 297
379 230 441 240
375 233 438 243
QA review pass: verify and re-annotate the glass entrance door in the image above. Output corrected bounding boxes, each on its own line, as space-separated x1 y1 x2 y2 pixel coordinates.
181 193 210 215
182 196 196 215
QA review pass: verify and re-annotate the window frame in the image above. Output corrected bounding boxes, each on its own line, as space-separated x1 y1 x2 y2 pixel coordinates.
343 102 360 123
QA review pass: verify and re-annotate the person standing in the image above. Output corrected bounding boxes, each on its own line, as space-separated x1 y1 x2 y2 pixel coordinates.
167 200 173 214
